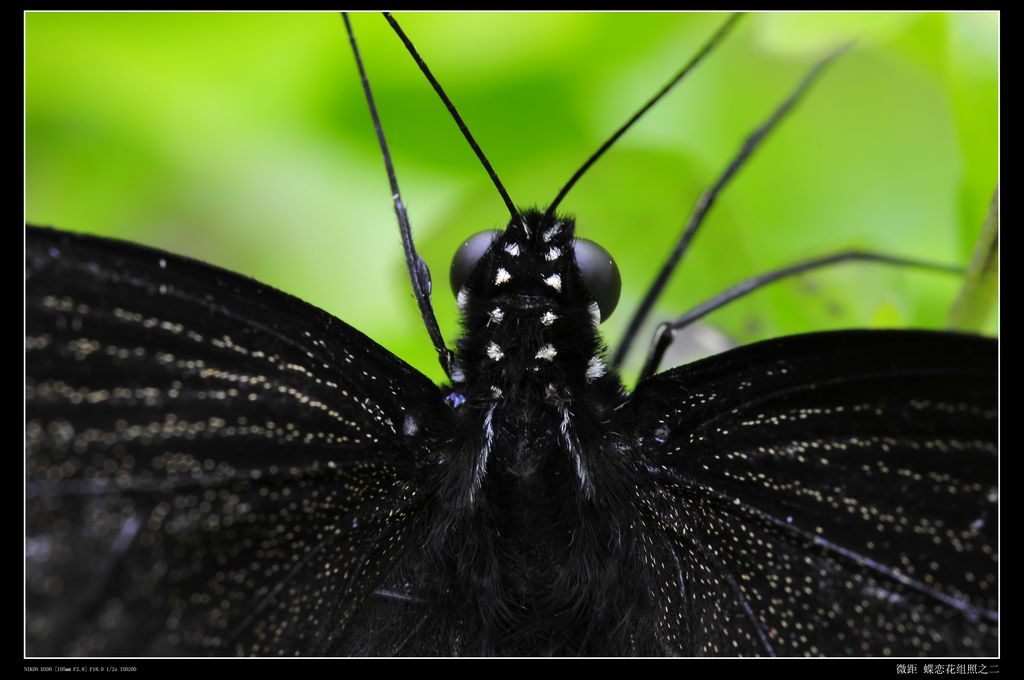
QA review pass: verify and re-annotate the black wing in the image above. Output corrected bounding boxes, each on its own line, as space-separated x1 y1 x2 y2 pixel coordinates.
621 330 997 656
26 226 451 656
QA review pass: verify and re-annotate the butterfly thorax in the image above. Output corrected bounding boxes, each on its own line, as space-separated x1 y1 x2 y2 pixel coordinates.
422 211 646 651
445 211 627 498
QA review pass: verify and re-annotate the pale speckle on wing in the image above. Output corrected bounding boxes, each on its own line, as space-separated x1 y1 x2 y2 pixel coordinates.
26 278 431 655
631 380 997 656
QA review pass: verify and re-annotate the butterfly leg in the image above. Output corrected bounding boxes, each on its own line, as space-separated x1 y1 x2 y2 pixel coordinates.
612 44 850 371
635 250 962 381
343 13 454 378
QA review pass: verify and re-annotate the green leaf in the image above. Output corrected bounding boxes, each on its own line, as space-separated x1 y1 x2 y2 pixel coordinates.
948 191 998 332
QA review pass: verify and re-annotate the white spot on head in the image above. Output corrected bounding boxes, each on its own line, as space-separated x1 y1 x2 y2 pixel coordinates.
535 344 557 361
540 311 558 326
503 242 520 257
486 342 504 361
542 223 562 242
588 301 601 327
543 274 562 291
488 307 504 324
544 247 561 261
495 268 511 285
457 287 470 310
585 356 606 381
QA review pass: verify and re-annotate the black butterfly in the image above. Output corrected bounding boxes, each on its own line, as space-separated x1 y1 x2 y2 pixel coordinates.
26 13 997 657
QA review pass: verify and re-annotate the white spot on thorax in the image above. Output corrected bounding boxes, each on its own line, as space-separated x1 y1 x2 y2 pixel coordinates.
586 356 606 381
540 311 558 326
558 403 592 497
542 223 562 242
158 258 167 269
495 268 511 285
544 247 561 261
543 274 562 291
486 342 504 361
535 344 557 361
469 403 497 504
488 307 504 324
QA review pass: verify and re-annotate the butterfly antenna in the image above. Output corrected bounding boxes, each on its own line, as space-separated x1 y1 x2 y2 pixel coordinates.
343 12 454 377
612 42 852 371
544 12 744 220
384 12 518 219
637 250 963 381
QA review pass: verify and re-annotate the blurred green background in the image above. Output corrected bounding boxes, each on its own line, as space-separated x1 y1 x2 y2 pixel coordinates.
26 12 998 384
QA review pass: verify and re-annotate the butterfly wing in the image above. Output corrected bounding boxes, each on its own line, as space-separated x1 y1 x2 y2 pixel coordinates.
26 226 451 656
620 330 997 656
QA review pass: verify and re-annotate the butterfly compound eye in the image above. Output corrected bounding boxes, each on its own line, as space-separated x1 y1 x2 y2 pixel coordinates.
574 238 621 321
450 230 499 294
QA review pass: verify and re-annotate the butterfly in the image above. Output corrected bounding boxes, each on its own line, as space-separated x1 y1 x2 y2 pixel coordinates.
26 12 997 657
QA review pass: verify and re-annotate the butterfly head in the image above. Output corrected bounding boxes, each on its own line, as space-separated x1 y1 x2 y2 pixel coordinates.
448 208 621 396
